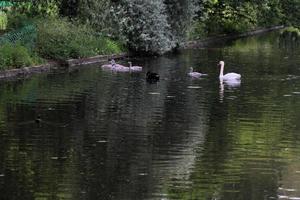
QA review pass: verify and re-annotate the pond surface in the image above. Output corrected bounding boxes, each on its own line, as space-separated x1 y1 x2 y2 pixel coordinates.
1 33 300 200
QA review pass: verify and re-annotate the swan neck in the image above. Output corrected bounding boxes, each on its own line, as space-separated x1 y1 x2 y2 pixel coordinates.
219 64 224 78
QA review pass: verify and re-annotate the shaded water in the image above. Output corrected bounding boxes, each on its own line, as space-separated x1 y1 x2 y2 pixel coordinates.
1 33 300 200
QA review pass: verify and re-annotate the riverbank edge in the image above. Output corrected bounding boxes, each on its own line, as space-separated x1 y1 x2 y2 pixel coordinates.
184 25 285 49
0 26 285 81
0 53 128 80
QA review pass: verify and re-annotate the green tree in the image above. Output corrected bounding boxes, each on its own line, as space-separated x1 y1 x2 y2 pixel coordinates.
280 0 300 27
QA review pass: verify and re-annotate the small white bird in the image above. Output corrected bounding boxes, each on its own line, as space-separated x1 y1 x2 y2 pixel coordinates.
218 61 241 81
101 59 116 70
188 67 207 78
128 62 142 72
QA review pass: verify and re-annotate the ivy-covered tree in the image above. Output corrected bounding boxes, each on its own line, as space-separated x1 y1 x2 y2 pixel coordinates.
164 0 198 46
114 0 175 54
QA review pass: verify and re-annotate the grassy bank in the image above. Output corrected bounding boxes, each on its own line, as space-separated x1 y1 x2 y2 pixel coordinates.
0 15 125 70
0 43 42 70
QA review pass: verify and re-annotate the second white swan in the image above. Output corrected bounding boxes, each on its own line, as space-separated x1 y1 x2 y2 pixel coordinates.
188 67 207 78
128 62 142 71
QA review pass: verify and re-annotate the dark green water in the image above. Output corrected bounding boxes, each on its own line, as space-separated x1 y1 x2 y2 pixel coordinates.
1 33 300 200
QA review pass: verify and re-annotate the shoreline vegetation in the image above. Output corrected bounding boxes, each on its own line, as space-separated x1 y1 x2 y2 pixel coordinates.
0 0 300 80
184 26 285 49
0 53 127 80
0 26 284 80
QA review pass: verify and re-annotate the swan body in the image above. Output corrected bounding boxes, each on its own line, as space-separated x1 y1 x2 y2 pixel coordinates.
114 62 142 72
218 61 241 81
101 59 129 72
101 59 118 70
188 67 207 78
101 60 143 73
113 64 130 72
101 64 114 70
110 59 129 72
128 62 142 71
146 71 160 82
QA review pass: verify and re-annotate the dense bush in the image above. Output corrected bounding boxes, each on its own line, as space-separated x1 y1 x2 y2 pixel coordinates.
35 18 124 60
0 43 42 70
192 1 259 37
189 0 300 39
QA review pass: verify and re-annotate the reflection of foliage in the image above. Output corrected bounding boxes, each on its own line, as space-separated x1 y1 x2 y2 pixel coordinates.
165 34 300 200
168 91 300 199
0 144 35 199
0 68 98 105
0 72 86 198
3 32 300 200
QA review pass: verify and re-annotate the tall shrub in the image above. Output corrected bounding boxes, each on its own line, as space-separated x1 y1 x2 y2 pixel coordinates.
35 18 123 60
0 43 37 70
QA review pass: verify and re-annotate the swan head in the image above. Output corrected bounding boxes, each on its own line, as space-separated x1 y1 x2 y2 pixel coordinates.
189 67 193 72
218 61 224 67
110 59 116 67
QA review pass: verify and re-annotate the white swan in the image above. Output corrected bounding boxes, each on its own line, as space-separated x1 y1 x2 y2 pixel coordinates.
101 59 115 70
113 64 130 72
113 61 143 72
218 61 241 81
188 67 207 78
128 62 142 71
101 59 130 72
101 60 142 73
